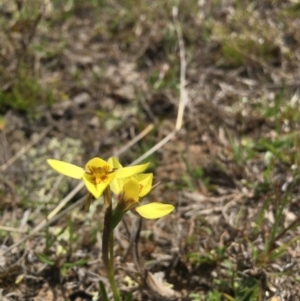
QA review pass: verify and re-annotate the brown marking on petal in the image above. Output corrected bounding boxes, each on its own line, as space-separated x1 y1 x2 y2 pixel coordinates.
124 197 138 211
85 164 111 185
117 192 139 211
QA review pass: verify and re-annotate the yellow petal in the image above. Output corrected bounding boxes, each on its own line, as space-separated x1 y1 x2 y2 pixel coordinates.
82 176 98 198
82 176 104 199
135 173 153 197
110 178 124 195
107 157 123 169
85 157 110 170
47 159 84 179
123 179 140 203
136 202 174 219
116 162 149 178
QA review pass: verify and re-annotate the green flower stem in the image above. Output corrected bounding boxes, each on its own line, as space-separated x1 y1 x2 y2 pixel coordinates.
102 189 121 301
111 206 125 230
109 230 114 268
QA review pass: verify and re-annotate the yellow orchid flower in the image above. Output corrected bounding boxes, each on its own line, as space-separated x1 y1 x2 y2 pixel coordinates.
47 157 149 200
110 173 153 199
111 177 174 229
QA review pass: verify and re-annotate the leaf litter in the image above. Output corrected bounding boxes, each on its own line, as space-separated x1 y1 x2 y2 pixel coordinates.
0 0 300 300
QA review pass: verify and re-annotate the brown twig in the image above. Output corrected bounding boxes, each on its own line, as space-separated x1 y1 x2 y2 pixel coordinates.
173 6 189 131
114 124 154 157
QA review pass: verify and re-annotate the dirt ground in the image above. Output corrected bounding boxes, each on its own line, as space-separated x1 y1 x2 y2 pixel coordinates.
1 1 300 300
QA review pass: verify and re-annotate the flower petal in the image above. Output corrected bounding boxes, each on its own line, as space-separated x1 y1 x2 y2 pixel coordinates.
136 202 174 219
47 159 84 179
123 179 140 203
116 162 149 178
110 178 124 195
83 175 107 199
107 157 122 169
135 173 153 197
82 176 98 198
85 157 110 170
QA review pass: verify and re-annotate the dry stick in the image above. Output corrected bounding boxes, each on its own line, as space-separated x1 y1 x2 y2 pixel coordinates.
130 131 177 166
19 209 30 231
173 6 188 131
114 124 154 157
0 126 52 172
0 225 26 233
127 216 143 274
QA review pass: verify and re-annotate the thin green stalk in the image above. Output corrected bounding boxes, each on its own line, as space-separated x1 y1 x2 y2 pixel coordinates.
264 214 300 260
109 230 114 268
102 188 121 301
99 281 109 301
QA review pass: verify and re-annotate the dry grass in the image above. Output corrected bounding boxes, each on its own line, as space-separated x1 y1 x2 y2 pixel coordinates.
1 0 300 300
